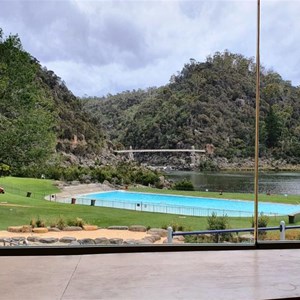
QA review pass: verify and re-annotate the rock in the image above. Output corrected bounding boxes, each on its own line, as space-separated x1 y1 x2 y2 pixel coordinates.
39 238 59 244
48 227 61 232
83 225 98 231
69 241 81 246
78 238 95 245
27 236 40 242
11 237 26 242
94 237 110 245
63 226 83 231
109 238 123 245
32 227 48 233
147 228 168 237
173 235 185 242
139 239 154 244
142 235 160 243
172 239 185 244
123 239 139 245
21 225 32 233
128 225 147 232
107 226 128 230
59 237 77 243
7 226 23 233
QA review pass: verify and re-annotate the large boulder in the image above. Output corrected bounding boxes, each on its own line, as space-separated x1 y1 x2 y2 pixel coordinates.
78 238 95 245
83 225 98 231
59 237 77 243
63 226 83 231
139 239 153 244
48 227 61 232
147 228 168 237
94 237 110 245
107 226 129 230
21 225 32 233
7 226 23 233
109 238 123 245
39 238 59 244
32 227 48 233
129 225 147 232
143 235 161 243
27 236 40 242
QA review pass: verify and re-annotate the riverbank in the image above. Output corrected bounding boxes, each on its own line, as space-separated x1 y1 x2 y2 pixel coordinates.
214 157 300 172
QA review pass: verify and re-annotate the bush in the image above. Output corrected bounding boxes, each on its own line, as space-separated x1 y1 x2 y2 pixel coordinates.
251 213 269 239
67 217 86 228
56 216 66 230
173 179 194 191
207 212 231 243
198 159 219 171
30 216 46 228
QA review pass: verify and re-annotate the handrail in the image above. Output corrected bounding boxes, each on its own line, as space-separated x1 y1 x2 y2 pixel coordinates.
172 226 281 237
168 221 300 243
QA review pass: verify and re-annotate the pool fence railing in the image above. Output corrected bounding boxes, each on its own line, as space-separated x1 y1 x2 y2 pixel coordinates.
167 221 300 243
54 196 282 218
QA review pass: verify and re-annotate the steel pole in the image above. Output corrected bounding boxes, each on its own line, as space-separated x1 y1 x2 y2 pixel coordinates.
254 0 261 244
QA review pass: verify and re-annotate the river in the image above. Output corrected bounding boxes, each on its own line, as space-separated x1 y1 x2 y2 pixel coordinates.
166 171 300 196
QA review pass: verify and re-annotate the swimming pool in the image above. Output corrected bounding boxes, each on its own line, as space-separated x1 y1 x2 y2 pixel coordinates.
72 191 299 217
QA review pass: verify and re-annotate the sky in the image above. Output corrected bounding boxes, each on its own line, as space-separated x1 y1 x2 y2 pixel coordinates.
0 0 299 97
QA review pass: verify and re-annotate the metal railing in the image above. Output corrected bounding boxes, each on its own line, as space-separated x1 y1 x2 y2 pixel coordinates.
167 221 300 243
0 183 49 199
55 196 281 218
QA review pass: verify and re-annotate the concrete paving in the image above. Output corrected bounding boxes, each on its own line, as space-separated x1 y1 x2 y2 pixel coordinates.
1 250 300 299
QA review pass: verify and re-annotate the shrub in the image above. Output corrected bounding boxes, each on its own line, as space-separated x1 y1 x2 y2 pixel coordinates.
161 222 187 232
251 213 269 239
207 212 231 243
57 216 66 230
67 217 85 228
35 216 46 228
173 179 194 191
30 218 36 228
30 216 46 228
198 159 219 171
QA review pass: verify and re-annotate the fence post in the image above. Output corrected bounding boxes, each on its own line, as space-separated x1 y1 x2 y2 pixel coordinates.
167 227 173 244
280 220 285 241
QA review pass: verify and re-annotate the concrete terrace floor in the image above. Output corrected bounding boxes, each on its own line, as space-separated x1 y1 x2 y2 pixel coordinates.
1 249 300 300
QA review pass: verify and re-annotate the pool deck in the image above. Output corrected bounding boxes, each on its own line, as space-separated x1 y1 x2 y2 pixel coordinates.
1 249 300 299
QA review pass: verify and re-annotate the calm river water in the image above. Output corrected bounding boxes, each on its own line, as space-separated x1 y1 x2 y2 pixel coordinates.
166 171 300 196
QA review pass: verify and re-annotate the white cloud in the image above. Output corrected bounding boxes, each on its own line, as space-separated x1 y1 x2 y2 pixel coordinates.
0 0 300 96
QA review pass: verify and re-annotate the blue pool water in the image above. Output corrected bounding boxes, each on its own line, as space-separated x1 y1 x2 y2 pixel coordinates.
75 191 299 217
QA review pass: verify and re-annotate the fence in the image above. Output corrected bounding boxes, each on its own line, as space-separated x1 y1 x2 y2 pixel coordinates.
167 221 300 243
0 183 50 200
56 196 280 218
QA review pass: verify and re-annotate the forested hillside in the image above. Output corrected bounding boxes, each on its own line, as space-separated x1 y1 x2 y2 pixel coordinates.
83 51 300 168
1 27 299 175
0 29 106 175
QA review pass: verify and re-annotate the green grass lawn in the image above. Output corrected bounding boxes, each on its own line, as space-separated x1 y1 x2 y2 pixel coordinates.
0 176 297 231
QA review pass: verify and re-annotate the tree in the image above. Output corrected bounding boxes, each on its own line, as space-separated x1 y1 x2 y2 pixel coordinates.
265 105 282 148
0 30 56 171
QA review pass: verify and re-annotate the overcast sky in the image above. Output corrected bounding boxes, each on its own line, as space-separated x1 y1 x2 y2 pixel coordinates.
1 0 299 97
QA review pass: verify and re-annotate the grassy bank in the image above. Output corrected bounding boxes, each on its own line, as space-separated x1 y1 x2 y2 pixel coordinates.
0 177 297 231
